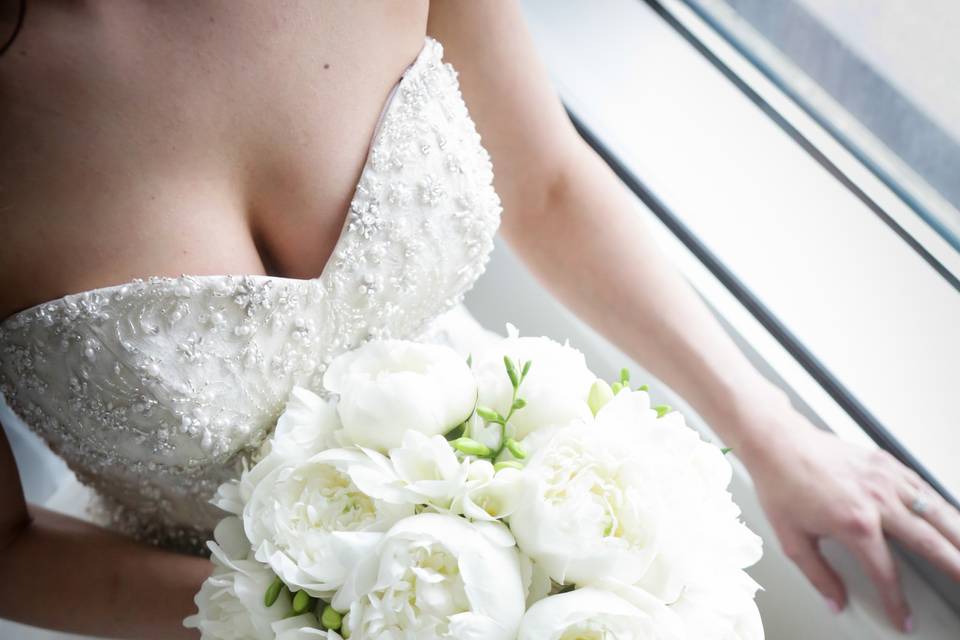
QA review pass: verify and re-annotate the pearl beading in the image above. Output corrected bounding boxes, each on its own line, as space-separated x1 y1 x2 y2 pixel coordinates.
0 38 501 554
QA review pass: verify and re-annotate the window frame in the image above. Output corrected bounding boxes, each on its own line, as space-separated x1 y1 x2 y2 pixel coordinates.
680 0 960 257
519 0 960 611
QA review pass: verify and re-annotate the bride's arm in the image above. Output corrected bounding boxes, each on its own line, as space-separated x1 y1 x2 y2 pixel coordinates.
429 0 960 632
0 425 208 639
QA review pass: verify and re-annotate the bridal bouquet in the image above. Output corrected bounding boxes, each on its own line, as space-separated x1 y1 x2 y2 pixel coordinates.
186 328 764 639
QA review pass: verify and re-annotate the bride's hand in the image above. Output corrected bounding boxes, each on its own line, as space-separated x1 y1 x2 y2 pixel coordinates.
742 413 960 633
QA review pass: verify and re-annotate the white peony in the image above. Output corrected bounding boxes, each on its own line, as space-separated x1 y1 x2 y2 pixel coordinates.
211 388 342 516
518 584 685 640
508 419 665 586
264 387 342 466
243 448 414 597
511 390 762 596
593 392 763 602
333 513 526 640
472 329 596 440
323 340 478 452
184 518 295 639
671 570 764 640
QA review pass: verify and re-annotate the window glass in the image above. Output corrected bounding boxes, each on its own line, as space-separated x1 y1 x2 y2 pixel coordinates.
685 0 960 251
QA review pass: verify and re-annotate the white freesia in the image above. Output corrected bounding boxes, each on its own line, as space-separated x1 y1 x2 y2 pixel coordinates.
388 430 468 509
473 328 596 440
184 518 295 639
518 584 685 640
243 448 414 596
333 513 526 640
453 458 527 521
323 340 477 452
273 616 343 640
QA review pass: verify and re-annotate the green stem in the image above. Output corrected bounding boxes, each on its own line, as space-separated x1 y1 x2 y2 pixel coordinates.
488 372 523 459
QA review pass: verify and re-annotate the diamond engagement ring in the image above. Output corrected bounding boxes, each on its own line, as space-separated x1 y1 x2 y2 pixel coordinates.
909 493 931 517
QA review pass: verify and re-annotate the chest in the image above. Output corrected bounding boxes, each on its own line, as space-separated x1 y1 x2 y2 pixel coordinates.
0 1 430 310
0 33 503 550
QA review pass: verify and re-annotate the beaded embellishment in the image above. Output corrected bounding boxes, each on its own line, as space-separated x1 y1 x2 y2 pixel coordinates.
0 38 502 553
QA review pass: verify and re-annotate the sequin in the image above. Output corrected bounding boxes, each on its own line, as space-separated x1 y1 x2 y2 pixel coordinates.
0 38 501 555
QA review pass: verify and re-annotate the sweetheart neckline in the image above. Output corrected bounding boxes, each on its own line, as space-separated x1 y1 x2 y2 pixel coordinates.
1 37 437 327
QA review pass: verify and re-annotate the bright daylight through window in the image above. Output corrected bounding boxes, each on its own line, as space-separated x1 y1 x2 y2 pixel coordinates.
686 0 960 253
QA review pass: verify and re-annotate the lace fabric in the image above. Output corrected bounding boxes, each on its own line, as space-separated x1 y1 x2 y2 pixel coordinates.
0 37 502 553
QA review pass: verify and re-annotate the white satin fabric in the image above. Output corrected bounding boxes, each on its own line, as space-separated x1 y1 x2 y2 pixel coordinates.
0 37 502 557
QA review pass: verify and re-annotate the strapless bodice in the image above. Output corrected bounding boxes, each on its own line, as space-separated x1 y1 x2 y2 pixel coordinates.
0 38 502 552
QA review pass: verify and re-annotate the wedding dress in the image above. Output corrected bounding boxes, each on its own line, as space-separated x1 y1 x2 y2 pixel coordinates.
0 36 501 638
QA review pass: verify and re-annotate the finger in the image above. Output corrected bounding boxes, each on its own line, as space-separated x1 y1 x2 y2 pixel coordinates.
898 478 960 551
885 503 960 582
779 529 846 612
844 526 911 632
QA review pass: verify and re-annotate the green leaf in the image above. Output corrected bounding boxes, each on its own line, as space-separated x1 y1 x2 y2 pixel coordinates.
291 590 313 615
620 368 631 385
721 447 733 455
264 576 284 608
638 384 649 392
521 360 532 379
466 353 473 367
654 404 671 418
512 398 527 410
450 437 492 457
444 423 466 441
611 381 624 395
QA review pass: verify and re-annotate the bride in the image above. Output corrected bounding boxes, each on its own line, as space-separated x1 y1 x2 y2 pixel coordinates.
1 1 957 638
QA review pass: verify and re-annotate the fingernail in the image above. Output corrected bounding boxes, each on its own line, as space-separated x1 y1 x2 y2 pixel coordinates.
903 615 913 633
825 598 841 614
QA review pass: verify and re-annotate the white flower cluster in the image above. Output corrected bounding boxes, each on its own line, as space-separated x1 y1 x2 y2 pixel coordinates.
186 331 764 640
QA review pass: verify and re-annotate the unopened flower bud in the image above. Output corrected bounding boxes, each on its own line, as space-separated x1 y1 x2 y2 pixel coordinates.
504 437 527 459
292 589 313 615
321 605 343 630
476 406 502 423
264 576 283 607
588 379 615 415
451 437 492 457
504 356 520 388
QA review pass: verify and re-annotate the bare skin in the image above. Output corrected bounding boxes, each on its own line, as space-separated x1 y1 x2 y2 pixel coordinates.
1 1 958 637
